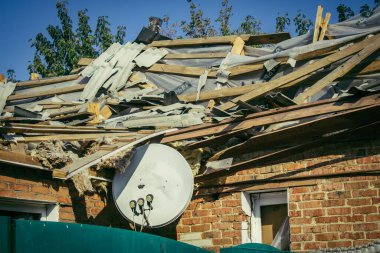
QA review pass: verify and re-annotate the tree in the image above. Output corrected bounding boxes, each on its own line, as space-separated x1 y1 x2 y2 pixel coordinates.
276 12 290 32
360 4 374 17
336 4 355 22
216 0 233 36
115 26 127 44
28 1 126 77
94 16 114 52
162 15 179 39
293 10 313 36
180 2 216 38
6 69 17 82
77 9 97 58
235 15 261 35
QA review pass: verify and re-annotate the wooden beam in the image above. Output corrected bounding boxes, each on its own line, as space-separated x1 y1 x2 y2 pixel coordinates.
209 104 380 161
217 33 380 111
0 150 45 170
231 37 245 55
294 39 380 103
52 129 177 180
162 93 380 144
313 5 324 43
7 85 84 101
164 52 228 59
318 12 331 41
77 58 94 66
149 33 290 47
145 64 218 78
15 74 80 88
194 120 380 183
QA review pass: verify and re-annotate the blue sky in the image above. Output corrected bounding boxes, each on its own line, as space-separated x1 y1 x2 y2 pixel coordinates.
0 0 375 80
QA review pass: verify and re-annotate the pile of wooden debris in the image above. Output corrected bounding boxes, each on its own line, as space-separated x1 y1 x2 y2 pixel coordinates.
1 8 380 195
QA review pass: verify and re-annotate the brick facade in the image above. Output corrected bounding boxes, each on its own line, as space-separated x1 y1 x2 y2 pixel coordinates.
0 138 379 252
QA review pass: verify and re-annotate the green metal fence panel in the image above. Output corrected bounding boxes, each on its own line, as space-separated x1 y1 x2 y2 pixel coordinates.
14 219 211 253
221 243 292 253
0 216 11 253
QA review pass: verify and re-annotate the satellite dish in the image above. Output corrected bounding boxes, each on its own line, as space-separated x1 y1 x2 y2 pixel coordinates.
112 143 194 228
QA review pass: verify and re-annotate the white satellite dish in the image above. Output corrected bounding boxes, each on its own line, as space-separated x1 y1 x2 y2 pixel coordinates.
112 143 194 228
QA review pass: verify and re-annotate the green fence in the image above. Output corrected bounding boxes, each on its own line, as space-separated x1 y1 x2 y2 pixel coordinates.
0 216 210 253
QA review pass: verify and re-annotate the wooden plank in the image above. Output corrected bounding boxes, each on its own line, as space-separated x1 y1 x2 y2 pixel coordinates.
7 85 84 101
246 32 291 45
77 58 94 66
294 39 380 103
209 104 380 161
231 37 245 55
163 93 380 144
218 33 380 111
0 150 45 170
146 64 218 78
53 129 177 180
15 74 80 88
318 12 331 41
313 5 324 43
164 52 228 59
5 133 138 143
0 125 130 134
149 33 290 47
194 120 380 183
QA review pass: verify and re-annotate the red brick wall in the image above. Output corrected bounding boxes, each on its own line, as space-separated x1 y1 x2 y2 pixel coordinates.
0 139 380 253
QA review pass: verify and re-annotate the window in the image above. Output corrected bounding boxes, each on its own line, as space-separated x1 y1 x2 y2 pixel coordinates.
0 198 58 221
244 191 290 250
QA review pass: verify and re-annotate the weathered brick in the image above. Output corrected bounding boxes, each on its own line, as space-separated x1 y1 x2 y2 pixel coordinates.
291 187 310 194
202 231 221 239
366 214 380 222
315 233 339 241
303 209 324 217
327 191 351 199
314 216 339 223
302 192 325 201
291 233 313 242
366 231 380 239
339 215 364 223
340 232 365 240
212 208 233 215
299 201 322 209
352 206 377 214
327 241 352 248
212 223 232 230
352 189 378 197
303 242 327 250
328 224 352 232
200 216 219 223
222 230 241 238
182 217 201 225
212 238 233 246
290 217 312 225
327 207 351 215
322 199 345 207
193 209 211 217
347 198 371 206
176 225 190 233
222 200 240 207
303 225 326 233
191 224 211 232
290 226 302 234
353 223 378 231
321 182 343 191
344 181 369 190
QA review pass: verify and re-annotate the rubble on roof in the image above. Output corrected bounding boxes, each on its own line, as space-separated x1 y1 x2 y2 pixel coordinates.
0 8 380 195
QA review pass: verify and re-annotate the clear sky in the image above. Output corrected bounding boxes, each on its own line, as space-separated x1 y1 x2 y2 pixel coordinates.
0 0 374 80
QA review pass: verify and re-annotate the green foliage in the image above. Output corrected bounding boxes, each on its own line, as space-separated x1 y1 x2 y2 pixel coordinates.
115 26 127 44
162 15 180 39
95 16 114 52
336 4 355 22
6 69 17 82
276 12 290 32
77 9 97 58
235 15 261 35
216 0 233 36
28 1 126 77
180 2 216 38
293 10 313 36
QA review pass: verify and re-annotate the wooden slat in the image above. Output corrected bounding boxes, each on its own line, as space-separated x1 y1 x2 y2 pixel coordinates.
313 5 324 43
209 104 380 161
6 133 138 143
231 37 245 55
194 120 380 182
77 58 94 66
162 93 380 144
146 64 218 77
246 32 291 45
218 33 380 111
0 150 45 169
318 12 331 41
7 85 84 101
15 74 80 88
294 40 380 103
164 52 228 59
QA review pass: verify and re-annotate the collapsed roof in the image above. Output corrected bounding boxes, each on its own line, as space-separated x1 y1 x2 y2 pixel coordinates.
0 8 380 196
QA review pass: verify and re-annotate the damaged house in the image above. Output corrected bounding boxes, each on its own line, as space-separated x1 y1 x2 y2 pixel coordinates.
1 6 380 252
